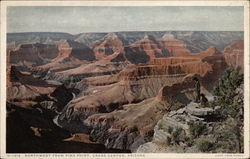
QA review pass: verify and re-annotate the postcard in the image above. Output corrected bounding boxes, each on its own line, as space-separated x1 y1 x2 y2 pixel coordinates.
0 0 249 159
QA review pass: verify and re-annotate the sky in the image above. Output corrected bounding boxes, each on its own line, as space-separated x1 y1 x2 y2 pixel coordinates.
7 6 244 34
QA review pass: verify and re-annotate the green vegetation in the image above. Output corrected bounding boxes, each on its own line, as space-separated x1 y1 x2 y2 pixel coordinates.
172 127 183 144
166 136 172 146
183 136 194 147
167 126 173 134
196 138 213 152
213 67 243 117
188 120 206 138
212 67 244 152
165 127 185 146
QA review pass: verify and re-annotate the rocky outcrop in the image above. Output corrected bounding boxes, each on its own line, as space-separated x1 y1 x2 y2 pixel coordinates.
136 102 220 153
7 66 57 103
7 66 73 109
55 60 130 78
75 33 106 46
201 52 228 91
54 39 95 61
121 49 220 81
84 98 165 151
159 33 191 57
84 74 121 86
37 40 95 70
149 57 200 66
149 47 228 91
123 34 172 64
222 40 244 68
59 70 187 119
93 33 124 60
9 43 59 65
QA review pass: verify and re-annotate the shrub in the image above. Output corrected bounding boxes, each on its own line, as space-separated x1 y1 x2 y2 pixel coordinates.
196 138 213 152
188 120 206 138
184 136 194 147
171 127 183 145
213 67 243 115
167 126 173 134
166 136 172 146
211 67 244 153
158 122 164 129
213 118 244 153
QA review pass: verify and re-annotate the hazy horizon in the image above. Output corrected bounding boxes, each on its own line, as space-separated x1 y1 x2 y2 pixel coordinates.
7 6 244 34
7 30 244 35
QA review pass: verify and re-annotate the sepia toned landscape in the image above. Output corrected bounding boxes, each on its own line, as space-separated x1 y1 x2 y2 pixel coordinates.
6 6 244 153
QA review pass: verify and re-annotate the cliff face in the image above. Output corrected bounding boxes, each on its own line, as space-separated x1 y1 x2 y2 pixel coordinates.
7 66 72 110
81 74 197 151
7 66 57 100
37 40 95 70
93 33 124 60
124 35 173 64
159 33 191 57
222 40 244 68
58 61 193 118
123 47 222 80
9 43 59 65
136 102 220 153
55 60 130 78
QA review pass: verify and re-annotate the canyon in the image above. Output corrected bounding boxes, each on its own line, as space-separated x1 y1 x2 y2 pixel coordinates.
6 31 244 153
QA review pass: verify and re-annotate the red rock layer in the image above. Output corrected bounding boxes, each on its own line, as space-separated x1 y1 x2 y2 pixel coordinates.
9 43 59 65
119 58 212 81
222 40 244 68
37 40 95 70
122 34 192 64
159 39 191 57
131 35 163 59
149 57 199 65
93 37 124 60
85 74 197 139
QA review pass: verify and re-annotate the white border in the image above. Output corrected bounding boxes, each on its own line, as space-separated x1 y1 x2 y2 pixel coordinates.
0 1 249 159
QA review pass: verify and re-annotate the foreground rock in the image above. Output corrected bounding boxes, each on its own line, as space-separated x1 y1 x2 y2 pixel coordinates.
136 102 220 153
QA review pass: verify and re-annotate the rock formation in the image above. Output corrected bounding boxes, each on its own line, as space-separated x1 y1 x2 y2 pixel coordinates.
93 33 124 60
7 66 72 110
136 102 220 153
123 34 172 64
9 43 59 66
37 40 95 70
6 31 244 153
222 40 244 68
82 74 198 152
159 33 191 57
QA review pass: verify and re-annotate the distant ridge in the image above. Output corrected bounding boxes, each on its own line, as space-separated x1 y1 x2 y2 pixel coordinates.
8 31 243 53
